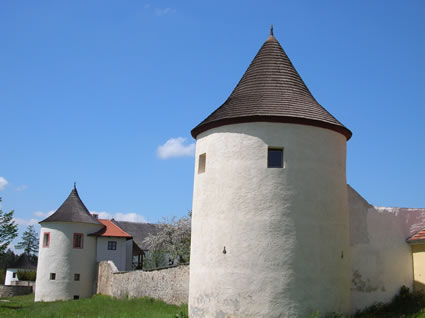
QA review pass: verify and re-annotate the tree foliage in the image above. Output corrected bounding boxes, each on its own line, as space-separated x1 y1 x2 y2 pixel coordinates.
143 212 191 266
0 197 18 255
142 249 169 270
0 249 18 283
0 249 18 269
15 225 39 256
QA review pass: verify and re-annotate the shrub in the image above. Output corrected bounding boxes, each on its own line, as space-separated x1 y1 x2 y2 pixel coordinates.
17 270 36 281
354 285 425 317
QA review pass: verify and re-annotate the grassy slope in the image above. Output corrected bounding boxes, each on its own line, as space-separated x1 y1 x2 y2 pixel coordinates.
0 294 188 318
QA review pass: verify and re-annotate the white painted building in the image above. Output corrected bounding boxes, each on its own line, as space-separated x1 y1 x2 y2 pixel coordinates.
34 185 158 302
4 254 37 286
189 28 353 317
187 27 425 317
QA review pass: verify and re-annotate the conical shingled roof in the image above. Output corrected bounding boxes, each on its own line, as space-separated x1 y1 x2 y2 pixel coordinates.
40 185 102 225
191 29 352 140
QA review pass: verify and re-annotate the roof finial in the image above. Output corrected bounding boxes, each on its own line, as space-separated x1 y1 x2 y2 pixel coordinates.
270 24 274 36
74 182 76 190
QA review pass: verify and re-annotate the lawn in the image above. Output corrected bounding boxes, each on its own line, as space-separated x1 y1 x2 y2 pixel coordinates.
0 293 188 318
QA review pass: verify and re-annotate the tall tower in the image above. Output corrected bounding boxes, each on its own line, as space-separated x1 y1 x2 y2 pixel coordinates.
189 28 352 317
35 185 104 301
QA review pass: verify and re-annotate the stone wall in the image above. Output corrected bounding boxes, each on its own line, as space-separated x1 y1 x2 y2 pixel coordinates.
0 285 33 297
97 261 189 305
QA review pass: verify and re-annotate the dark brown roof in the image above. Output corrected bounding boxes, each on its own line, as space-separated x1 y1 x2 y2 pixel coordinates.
191 30 352 140
113 220 161 251
40 186 102 225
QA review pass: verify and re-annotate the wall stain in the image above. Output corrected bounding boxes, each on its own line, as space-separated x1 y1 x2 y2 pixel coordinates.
351 269 385 292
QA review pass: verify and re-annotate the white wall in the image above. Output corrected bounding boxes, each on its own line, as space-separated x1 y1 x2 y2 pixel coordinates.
190 122 351 317
348 186 417 311
5 268 34 285
96 237 129 271
5 269 18 286
35 222 103 302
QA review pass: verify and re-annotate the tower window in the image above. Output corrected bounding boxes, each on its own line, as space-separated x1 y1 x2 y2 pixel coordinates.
73 233 84 249
43 232 50 248
50 273 56 280
268 148 283 168
74 273 80 281
73 295 80 300
198 153 206 174
108 241 117 250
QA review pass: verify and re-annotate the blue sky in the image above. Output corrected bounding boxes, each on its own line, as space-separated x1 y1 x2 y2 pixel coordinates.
1 1 424 249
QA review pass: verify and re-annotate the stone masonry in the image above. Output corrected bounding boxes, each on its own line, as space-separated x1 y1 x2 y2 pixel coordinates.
97 261 189 305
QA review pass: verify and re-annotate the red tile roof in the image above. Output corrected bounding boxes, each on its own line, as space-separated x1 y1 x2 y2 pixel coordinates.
91 219 132 238
407 228 425 243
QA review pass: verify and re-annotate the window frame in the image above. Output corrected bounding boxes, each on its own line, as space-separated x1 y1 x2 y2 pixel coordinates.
42 232 50 248
73 233 84 249
267 147 284 168
108 241 117 250
50 273 56 280
74 273 80 281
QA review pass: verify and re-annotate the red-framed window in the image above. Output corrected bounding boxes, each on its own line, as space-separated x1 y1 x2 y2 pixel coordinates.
73 233 84 249
43 232 50 248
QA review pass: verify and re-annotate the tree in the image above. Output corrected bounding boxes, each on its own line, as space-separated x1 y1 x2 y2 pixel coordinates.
0 197 18 255
15 225 39 257
143 212 191 266
142 249 169 270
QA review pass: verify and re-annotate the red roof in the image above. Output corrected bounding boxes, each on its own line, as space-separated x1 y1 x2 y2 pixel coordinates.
92 219 132 238
407 228 425 243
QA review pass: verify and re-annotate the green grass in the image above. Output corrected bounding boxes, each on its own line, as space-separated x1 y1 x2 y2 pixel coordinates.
0 293 188 318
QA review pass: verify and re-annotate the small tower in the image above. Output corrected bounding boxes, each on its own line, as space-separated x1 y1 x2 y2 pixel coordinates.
35 185 104 301
189 28 352 317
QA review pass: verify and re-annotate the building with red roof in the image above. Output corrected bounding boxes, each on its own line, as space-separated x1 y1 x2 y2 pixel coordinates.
35 185 160 302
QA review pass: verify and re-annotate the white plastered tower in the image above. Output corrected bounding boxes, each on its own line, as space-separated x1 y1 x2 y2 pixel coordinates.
35 185 104 302
189 28 352 317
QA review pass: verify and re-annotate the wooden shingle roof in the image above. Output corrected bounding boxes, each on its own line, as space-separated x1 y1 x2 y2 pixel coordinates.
191 28 352 140
40 185 102 225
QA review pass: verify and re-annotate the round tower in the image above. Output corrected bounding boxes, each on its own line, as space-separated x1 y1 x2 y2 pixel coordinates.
35 185 104 301
189 29 352 317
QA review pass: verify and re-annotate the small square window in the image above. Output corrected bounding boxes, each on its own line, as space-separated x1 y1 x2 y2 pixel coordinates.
74 273 80 281
12 272 16 278
73 295 79 300
73 233 84 249
268 148 283 168
198 153 206 174
43 232 50 248
50 273 56 280
108 241 117 250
